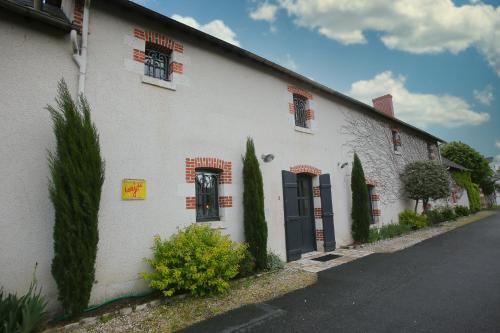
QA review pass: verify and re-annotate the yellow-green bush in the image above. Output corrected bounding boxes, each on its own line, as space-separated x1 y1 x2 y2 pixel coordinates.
141 225 246 297
399 210 428 229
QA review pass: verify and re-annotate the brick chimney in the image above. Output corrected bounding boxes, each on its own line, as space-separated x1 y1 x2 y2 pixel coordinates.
372 94 394 117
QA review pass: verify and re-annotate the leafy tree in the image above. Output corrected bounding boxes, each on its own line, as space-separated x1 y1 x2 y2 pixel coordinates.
242 138 268 270
402 161 450 212
440 141 492 191
48 80 105 316
351 153 370 243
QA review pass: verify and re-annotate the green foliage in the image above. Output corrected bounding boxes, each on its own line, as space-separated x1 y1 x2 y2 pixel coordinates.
266 252 285 271
242 138 268 270
454 205 470 217
402 160 451 211
368 224 412 243
0 268 47 333
351 153 370 242
141 225 246 297
237 249 256 278
451 171 480 213
48 80 105 316
398 210 428 229
441 141 493 192
426 207 456 225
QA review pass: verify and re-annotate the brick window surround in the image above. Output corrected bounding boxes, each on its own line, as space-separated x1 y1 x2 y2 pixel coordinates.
287 85 315 129
185 157 232 210
132 29 184 74
290 165 322 176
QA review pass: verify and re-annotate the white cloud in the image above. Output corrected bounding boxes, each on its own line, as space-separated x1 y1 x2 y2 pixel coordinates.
348 71 490 128
277 53 298 71
171 15 240 46
495 139 500 149
277 0 500 76
495 155 500 163
250 2 279 22
474 84 494 106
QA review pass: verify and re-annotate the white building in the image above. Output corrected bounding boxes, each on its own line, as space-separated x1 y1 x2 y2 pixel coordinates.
0 0 445 311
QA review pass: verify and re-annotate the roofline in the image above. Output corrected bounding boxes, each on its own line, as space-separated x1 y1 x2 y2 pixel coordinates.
0 0 76 31
117 1 445 142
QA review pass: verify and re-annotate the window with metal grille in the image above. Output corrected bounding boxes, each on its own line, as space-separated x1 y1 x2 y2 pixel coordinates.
392 129 401 152
144 42 171 81
293 94 308 128
195 169 220 221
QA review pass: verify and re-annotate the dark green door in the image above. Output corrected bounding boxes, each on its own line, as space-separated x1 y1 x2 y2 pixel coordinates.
297 174 316 253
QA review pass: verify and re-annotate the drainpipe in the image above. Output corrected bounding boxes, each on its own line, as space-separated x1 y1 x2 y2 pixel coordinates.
71 0 90 95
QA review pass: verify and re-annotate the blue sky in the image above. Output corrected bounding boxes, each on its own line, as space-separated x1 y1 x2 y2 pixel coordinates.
134 0 499 164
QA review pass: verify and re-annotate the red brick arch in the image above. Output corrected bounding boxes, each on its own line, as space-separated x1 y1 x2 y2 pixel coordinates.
290 165 322 176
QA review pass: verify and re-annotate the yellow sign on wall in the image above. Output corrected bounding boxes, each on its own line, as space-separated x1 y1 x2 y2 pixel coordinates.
121 179 146 200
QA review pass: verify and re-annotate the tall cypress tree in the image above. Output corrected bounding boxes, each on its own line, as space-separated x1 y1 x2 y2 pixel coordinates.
48 80 105 316
351 153 370 243
242 138 268 270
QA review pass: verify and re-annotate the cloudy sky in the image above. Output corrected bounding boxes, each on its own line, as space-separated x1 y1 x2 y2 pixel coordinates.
134 0 499 163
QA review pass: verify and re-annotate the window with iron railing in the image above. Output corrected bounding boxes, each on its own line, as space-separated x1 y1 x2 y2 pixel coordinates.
195 169 220 222
144 42 172 81
293 94 308 128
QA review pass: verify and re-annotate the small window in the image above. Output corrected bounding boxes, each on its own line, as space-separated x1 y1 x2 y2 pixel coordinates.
195 169 220 221
44 0 62 7
427 143 436 160
293 94 308 128
144 42 172 81
392 129 401 152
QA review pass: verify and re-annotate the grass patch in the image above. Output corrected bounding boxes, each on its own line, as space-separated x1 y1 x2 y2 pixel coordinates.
368 224 412 243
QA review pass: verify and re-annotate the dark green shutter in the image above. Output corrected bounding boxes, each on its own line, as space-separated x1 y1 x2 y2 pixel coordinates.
282 170 302 261
319 174 336 251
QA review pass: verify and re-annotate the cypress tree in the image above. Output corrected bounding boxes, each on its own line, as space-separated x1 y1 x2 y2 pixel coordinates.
351 153 370 243
48 80 105 316
242 138 268 270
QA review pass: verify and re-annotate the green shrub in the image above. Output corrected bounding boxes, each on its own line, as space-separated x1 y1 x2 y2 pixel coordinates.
237 249 256 278
426 207 457 225
455 206 470 217
141 225 246 297
368 224 412 243
266 252 285 271
399 210 428 229
48 80 105 316
440 206 457 221
0 270 47 333
351 153 370 242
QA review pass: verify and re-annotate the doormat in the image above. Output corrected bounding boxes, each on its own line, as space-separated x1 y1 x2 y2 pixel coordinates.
311 254 342 262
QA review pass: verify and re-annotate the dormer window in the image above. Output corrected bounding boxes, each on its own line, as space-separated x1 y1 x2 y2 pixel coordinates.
144 42 172 81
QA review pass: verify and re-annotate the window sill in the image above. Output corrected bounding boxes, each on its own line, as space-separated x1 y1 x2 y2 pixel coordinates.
294 126 313 134
196 220 226 230
141 75 176 91
394 150 402 155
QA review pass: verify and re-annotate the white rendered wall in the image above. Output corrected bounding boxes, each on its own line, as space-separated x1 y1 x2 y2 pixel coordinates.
0 2 440 311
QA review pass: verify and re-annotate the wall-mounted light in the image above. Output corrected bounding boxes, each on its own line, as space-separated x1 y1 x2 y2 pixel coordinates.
261 154 275 163
338 162 348 169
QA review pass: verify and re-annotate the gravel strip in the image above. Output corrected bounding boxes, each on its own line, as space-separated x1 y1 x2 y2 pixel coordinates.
60 267 316 333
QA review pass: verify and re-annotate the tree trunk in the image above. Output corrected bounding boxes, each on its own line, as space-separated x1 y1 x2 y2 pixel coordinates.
414 199 419 213
423 198 429 213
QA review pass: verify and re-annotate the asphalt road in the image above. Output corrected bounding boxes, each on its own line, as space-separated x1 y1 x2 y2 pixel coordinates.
181 211 500 333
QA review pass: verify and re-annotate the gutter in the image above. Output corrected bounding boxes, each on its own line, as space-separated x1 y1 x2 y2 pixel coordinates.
0 0 75 31
71 0 90 95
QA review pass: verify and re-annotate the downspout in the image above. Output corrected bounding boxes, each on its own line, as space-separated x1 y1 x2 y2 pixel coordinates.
71 0 90 95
